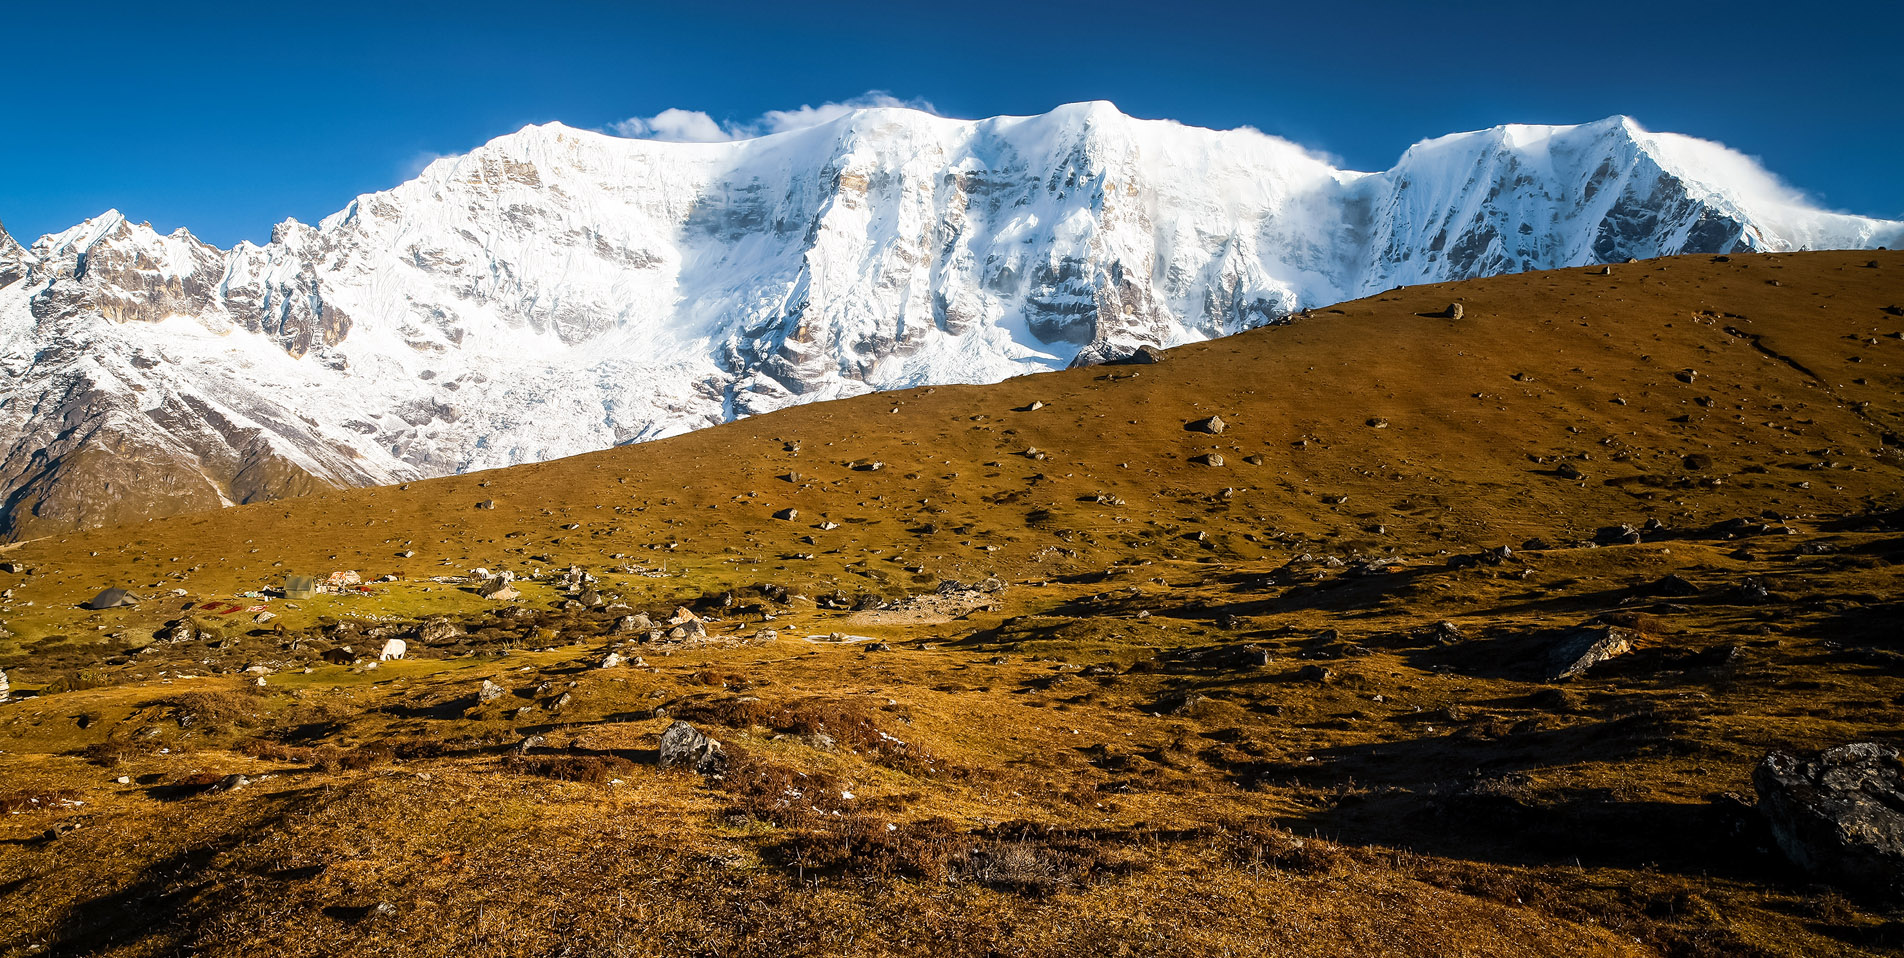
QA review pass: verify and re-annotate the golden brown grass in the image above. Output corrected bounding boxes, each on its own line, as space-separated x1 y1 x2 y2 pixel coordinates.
0 252 1901 956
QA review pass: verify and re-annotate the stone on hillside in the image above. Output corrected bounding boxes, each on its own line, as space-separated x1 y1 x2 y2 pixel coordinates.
658 721 727 775
0 562 25 574
1547 626 1637 681
1596 524 1642 545
1447 303 1464 320
0 667 8 702
615 613 651 633
1297 665 1335 684
1556 462 1587 481
476 500 496 510
1190 415 1226 435
1427 621 1465 645
773 508 798 521
1754 743 1904 898
579 590 604 607
599 652 624 669
683 620 708 638
486 586 521 602
1194 453 1224 467
1736 577 1772 604
477 679 506 705
1366 418 1389 429
514 734 546 754
1116 344 1167 365
417 618 462 643
477 577 516 598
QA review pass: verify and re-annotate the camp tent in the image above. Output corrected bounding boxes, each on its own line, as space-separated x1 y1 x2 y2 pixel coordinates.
83 588 139 610
284 575 317 600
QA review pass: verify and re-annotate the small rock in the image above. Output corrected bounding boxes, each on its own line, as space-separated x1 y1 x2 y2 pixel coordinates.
475 500 496 510
477 679 506 705
773 508 798 521
1447 303 1464 320
1297 665 1335 684
1190 415 1226 435
599 652 624 669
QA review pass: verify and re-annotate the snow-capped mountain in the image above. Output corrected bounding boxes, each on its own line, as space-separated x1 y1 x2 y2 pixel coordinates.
1 103 1897 537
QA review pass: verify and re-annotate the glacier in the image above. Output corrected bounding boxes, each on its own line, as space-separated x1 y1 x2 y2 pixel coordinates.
0 102 1898 537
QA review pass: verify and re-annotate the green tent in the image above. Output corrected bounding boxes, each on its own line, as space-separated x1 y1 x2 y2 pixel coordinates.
284 575 317 600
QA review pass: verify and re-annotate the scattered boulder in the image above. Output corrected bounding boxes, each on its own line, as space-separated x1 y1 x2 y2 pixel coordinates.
1111 344 1167 365
773 508 798 521
321 647 355 665
1547 626 1637 681
658 721 727 775
615 613 652 633
485 585 521 602
476 679 506 705
0 562 25 574
1426 621 1465 645
0 667 8 702
1556 462 1587 481
1596 524 1642 546
477 577 517 598
599 652 624 669
475 500 496 510
1754 742 1904 898
1194 453 1225 467
1447 303 1464 320
1648 573 1701 597
1736 577 1772 604
515 734 547 755
417 618 463 643
1297 665 1335 684
1189 415 1226 435
379 638 407 661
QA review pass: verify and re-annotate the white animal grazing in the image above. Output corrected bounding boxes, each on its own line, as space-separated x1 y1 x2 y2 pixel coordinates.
379 638 407 661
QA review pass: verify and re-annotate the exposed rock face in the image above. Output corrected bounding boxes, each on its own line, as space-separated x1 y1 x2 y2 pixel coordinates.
1547 626 1637 680
2 106 1897 538
1754 742 1904 897
658 720 727 775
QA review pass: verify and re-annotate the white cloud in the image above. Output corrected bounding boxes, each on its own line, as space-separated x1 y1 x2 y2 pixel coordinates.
755 93 938 135
610 108 740 143
609 92 938 143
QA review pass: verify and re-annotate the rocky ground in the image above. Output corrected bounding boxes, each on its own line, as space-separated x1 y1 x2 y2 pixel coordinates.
0 251 1899 957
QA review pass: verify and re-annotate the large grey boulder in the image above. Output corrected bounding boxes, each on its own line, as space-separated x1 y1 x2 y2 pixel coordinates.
1754 742 1904 897
0 666 9 702
658 721 727 775
1547 626 1636 681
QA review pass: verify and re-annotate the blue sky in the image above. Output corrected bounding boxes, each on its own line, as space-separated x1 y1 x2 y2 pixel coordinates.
3 0 1898 247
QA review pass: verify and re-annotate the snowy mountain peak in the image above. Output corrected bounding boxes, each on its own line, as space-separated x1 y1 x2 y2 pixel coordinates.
2 105 1899 538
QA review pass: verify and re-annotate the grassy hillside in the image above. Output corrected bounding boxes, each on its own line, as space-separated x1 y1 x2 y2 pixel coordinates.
0 251 1899 957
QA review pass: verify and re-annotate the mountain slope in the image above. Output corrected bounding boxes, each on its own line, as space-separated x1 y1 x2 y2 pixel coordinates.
1 105 1897 538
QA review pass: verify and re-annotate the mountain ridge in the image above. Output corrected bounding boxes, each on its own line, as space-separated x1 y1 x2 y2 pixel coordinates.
2 102 1898 538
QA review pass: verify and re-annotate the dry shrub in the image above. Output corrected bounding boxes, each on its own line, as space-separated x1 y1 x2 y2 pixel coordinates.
164 689 268 733
237 739 393 772
717 744 853 830
506 754 636 784
0 788 85 813
39 668 116 694
79 740 149 767
675 694 959 778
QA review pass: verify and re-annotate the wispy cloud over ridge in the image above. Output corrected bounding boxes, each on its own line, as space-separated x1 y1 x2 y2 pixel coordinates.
609 92 938 142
